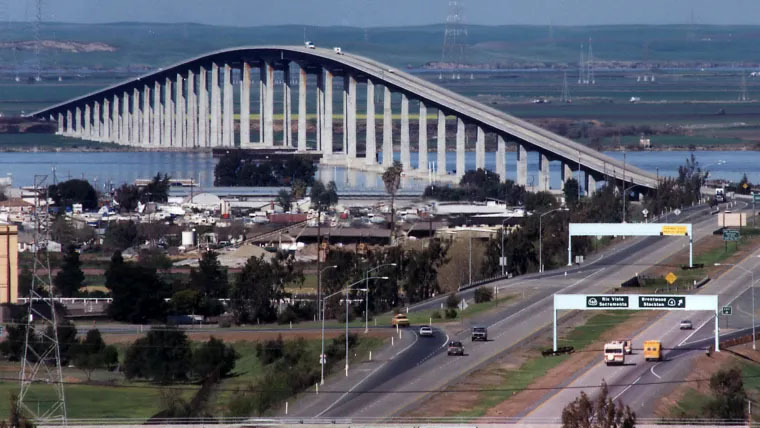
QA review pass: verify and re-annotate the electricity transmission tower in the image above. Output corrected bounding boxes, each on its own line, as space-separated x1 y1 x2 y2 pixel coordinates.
739 73 748 102
561 72 571 103
441 0 468 79
32 0 43 81
18 175 67 425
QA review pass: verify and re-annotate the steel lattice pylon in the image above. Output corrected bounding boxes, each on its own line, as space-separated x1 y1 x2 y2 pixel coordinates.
441 0 468 73
18 175 67 425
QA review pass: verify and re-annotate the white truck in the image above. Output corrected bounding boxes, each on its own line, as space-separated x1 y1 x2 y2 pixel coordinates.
604 341 626 366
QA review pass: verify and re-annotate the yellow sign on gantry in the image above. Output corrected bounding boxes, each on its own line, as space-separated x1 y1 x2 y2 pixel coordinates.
661 225 688 236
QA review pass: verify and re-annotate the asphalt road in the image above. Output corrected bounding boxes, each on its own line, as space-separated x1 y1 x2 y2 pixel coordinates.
287 203 733 418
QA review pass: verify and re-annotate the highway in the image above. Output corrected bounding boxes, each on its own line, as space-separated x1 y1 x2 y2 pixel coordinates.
288 203 736 418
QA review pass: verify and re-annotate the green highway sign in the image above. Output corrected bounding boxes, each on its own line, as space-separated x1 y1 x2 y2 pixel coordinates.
723 229 740 242
754 193 760 203
585 295 629 308
722 306 732 315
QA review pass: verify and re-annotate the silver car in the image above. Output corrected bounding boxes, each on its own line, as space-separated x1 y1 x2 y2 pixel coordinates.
680 320 693 330
419 326 433 337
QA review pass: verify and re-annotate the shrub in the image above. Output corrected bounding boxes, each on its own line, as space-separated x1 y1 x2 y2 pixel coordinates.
445 308 458 319
431 310 442 319
192 337 238 380
473 286 494 303
445 293 459 309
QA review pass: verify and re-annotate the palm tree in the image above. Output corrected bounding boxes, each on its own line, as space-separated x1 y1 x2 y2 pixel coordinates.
383 161 403 244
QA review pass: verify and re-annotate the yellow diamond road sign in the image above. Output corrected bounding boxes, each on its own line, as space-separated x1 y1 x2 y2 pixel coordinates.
665 272 678 285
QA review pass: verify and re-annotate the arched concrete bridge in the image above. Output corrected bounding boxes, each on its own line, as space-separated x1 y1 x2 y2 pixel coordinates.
29 45 658 191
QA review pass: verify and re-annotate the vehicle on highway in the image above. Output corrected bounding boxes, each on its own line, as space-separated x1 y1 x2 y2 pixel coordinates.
604 341 626 366
304 41 315 49
419 325 433 337
620 339 632 354
333 47 343 55
644 340 662 361
391 314 410 327
447 341 464 356
471 326 488 341
680 320 693 330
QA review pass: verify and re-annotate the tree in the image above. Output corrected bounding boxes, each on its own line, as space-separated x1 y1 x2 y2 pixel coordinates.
5 393 34 428
563 178 580 206
276 189 293 213
189 250 229 299
214 151 243 186
53 244 85 297
137 247 173 272
525 191 557 212
105 251 168 323
706 368 747 420
18 266 33 298
191 337 238 380
48 179 98 211
104 221 138 251
310 180 339 305
124 327 192 383
382 161 403 243
402 239 450 303
141 173 171 203
231 253 302 324
72 329 118 380
561 381 636 428
114 183 141 212
473 286 493 303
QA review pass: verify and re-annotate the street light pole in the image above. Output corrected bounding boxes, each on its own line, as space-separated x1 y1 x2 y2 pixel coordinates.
365 263 396 333
539 208 568 273
716 263 756 350
318 265 338 385
501 219 509 276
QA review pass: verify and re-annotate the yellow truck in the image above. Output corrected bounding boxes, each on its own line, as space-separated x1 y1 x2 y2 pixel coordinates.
644 340 662 361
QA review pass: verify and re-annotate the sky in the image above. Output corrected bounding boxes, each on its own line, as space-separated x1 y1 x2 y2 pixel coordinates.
7 0 760 27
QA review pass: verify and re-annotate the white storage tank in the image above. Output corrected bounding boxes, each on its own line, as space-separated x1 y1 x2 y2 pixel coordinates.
181 230 196 247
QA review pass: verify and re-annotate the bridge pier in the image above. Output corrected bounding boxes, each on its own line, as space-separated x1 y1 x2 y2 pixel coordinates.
122 92 129 145
382 85 392 166
175 73 184 148
561 161 574 190
74 107 82 138
210 63 220 147
240 62 251 147
586 172 597 196
132 88 140 146
365 79 376 165
104 98 111 143
322 68 333 155
187 72 196 148
93 102 100 141
345 74 357 160
437 110 446 176
496 135 506 181
198 67 208 148
418 101 427 173
283 66 293 148
400 93 410 170
262 61 274 146
475 125 485 170
455 117 465 179
516 143 527 186
83 105 91 139
298 65 307 151
222 64 232 147
539 152 550 191
141 85 150 146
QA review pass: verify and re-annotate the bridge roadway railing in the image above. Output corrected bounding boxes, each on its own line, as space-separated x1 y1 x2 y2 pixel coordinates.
36 416 751 427
29 45 657 192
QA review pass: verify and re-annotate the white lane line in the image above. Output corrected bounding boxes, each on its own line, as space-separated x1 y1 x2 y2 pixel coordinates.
613 375 641 402
316 330 420 417
650 363 662 379
678 317 714 347
441 333 450 349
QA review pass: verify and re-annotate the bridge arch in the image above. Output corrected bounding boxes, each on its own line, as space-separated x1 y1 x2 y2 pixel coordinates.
30 45 657 191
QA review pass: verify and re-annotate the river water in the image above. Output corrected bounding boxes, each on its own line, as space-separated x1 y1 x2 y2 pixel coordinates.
0 150 757 191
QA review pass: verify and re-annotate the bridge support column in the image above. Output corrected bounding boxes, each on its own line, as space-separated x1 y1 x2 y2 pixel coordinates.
382 86 392 166
322 68 333 155
586 172 597 196
74 107 82 138
112 95 120 144
262 61 274 146
132 88 140 146
141 86 150 146
223 64 233 147
198 67 208 148
210 63 221 147
475 125 485 170
283 66 293 148
122 92 129 145
186 72 196 148
456 117 465 179
516 143 527 186
345 74 356 159
418 101 428 173
297 65 307 152
104 98 111 142
239 63 250 147
496 135 506 181
83 105 91 139
152 82 160 146
163 80 172 147
561 162 573 190
175 75 185 148
365 79 376 165
93 102 100 141
316 69 323 151
400 93 410 170
437 110 446 176
539 152 550 191
57 112 63 135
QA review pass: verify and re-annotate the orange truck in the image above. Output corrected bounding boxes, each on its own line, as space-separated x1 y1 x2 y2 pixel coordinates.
644 340 662 361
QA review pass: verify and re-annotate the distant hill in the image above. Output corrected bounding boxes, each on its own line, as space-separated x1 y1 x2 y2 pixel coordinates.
2 22 760 72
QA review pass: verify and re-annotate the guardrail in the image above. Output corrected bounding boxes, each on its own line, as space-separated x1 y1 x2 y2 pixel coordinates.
17 297 113 304
457 273 510 292
35 416 755 426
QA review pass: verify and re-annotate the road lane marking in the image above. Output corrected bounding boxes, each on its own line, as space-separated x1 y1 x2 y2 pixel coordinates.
650 364 661 379
316 329 420 417
612 375 642 401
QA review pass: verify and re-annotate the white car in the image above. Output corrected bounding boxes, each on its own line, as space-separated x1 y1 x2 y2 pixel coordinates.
680 320 693 330
333 47 343 55
305 41 315 49
419 326 433 337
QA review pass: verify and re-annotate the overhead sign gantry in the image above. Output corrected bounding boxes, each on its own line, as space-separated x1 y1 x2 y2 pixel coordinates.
568 223 693 267
552 293 719 352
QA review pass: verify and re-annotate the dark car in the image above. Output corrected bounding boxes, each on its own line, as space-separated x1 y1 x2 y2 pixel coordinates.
447 341 464 356
472 326 488 341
